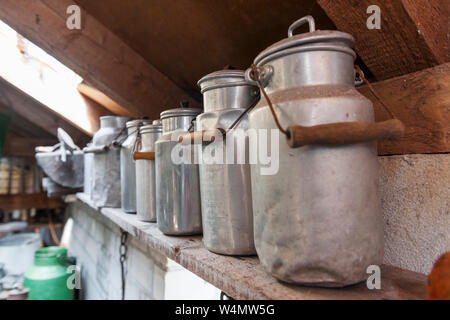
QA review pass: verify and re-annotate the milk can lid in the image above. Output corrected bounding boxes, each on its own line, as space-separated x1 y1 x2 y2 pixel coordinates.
197 70 257 93
254 15 355 66
140 121 162 134
126 119 152 128
160 105 202 119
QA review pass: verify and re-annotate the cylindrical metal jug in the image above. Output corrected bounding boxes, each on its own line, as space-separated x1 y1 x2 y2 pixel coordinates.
85 116 129 208
120 119 151 213
195 70 258 255
155 106 202 235
247 16 394 287
135 120 162 222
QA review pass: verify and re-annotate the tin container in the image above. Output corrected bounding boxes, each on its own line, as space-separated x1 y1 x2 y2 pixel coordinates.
84 116 129 208
135 120 162 222
120 119 151 213
195 70 258 255
246 16 402 286
155 106 202 235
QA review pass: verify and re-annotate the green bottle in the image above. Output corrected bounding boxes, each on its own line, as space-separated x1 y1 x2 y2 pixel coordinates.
24 247 74 300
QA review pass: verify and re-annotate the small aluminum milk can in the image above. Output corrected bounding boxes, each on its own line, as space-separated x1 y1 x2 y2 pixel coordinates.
120 119 151 213
84 116 130 208
134 120 162 222
185 70 259 255
155 104 203 235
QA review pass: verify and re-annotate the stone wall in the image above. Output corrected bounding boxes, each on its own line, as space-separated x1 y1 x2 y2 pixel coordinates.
380 153 450 275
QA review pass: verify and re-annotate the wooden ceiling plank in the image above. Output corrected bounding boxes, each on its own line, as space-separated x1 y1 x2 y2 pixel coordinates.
0 0 197 119
357 63 450 155
0 78 90 146
318 0 448 80
77 83 133 118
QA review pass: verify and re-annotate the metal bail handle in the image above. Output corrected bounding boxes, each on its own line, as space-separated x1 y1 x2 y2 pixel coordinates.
178 128 226 145
288 15 316 37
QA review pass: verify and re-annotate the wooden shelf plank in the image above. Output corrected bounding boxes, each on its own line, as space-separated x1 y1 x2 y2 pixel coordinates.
0 193 66 210
76 193 427 300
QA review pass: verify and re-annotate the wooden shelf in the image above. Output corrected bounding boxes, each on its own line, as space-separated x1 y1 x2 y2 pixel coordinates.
0 193 66 210
76 193 427 300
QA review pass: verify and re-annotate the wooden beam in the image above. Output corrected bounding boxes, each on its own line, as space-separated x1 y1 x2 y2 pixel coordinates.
0 0 198 119
0 77 91 146
0 193 66 210
3 133 57 157
318 0 448 80
77 83 133 118
357 63 450 155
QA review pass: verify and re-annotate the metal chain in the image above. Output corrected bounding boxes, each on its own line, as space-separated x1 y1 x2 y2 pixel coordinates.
119 229 128 300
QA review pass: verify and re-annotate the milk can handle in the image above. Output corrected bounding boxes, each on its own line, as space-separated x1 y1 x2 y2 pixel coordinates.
286 119 405 148
83 145 109 154
288 15 315 37
178 128 226 145
133 151 155 160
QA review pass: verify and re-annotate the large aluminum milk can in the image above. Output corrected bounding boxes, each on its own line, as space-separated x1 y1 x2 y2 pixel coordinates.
246 16 404 286
190 70 259 255
120 119 151 213
155 105 203 235
84 116 129 208
134 120 162 222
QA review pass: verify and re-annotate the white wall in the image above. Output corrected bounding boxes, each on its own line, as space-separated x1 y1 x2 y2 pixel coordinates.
67 201 220 300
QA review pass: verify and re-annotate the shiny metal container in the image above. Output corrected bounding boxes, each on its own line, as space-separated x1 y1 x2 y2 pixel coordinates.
196 70 258 255
120 119 151 213
155 107 202 235
85 116 130 208
83 142 93 196
247 16 383 286
135 120 162 222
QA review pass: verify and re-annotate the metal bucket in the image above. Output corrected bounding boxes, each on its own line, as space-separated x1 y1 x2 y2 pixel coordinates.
155 105 202 235
246 16 403 286
135 120 162 222
120 119 151 213
194 70 258 255
84 116 130 208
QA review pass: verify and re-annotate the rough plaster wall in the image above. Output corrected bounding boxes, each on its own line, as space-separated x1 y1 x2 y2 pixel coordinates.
68 201 220 300
379 154 450 275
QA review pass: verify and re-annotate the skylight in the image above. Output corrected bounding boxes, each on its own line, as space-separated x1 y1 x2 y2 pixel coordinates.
0 19 96 134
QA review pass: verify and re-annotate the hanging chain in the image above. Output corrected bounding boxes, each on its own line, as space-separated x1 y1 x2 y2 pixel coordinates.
119 229 128 300
354 65 396 119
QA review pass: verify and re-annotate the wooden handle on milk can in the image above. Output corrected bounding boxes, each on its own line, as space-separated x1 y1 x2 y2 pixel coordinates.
133 151 155 160
286 119 405 148
178 128 226 145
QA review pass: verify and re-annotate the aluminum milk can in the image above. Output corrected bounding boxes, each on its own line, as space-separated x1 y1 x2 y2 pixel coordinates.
193 70 259 255
83 142 93 196
246 16 404 286
134 120 162 222
120 119 151 213
155 105 203 235
84 116 129 208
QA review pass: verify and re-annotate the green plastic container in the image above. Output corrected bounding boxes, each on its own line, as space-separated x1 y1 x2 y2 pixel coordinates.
24 247 74 300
